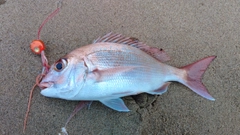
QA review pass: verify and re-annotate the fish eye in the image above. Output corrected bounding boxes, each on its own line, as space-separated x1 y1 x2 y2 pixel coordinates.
54 58 68 72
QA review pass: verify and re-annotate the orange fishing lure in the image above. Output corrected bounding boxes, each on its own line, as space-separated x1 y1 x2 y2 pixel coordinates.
25 2 87 134
23 2 61 133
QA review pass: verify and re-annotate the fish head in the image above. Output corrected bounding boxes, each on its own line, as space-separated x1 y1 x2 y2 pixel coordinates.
39 55 87 100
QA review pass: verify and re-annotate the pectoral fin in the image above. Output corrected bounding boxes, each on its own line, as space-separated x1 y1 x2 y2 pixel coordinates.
87 66 137 82
100 98 130 112
84 55 138 82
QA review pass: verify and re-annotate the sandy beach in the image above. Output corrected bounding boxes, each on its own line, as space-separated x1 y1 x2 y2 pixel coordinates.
0 0 239 134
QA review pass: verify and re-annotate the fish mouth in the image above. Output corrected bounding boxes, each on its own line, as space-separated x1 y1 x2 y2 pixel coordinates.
38 82 54 90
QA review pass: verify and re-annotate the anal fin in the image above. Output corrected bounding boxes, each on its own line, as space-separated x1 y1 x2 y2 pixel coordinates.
100 98 130 112
147 82 171 95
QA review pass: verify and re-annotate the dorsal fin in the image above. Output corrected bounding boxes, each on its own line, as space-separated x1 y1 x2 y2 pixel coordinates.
93 33 170 62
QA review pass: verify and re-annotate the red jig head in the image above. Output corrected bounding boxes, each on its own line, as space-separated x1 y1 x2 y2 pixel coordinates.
30 40 45 55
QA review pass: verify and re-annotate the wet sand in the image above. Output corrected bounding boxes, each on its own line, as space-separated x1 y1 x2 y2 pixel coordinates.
0 0 239 134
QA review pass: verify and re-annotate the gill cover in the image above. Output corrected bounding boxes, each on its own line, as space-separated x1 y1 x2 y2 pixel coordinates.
40 58 87 100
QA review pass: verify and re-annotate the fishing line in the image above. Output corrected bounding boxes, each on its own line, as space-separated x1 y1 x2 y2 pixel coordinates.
23 1 63 133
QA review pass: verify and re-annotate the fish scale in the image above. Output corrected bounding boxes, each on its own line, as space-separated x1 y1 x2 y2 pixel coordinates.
88 50 157 67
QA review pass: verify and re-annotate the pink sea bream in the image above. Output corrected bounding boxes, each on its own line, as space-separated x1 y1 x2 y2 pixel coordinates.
39 33 216 112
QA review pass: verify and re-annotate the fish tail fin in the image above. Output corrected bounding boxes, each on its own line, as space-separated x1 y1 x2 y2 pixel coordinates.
180 56 216 101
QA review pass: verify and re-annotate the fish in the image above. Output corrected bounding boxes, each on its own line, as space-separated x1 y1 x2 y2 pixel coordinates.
39 33 216 112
